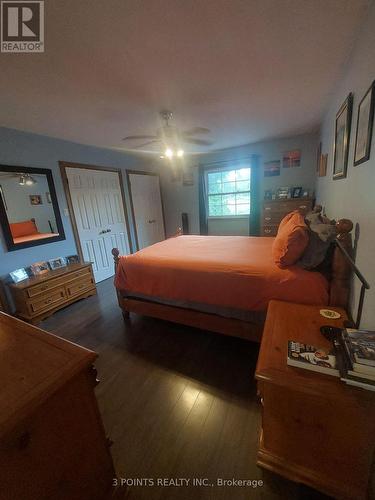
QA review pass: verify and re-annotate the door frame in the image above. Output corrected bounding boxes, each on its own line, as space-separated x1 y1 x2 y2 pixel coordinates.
126 170 166 251
59 161 133 263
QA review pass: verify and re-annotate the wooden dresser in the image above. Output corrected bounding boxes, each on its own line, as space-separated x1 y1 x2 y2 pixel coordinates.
262 198 313 236
9 263 96 324
256 301 375 500
0 312 116 500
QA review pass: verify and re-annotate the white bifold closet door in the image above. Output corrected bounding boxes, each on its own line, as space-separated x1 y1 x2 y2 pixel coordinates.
65 167 130 283
128 172 165 250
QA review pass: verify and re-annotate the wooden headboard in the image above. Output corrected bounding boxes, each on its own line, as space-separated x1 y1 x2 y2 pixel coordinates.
329 218 354 309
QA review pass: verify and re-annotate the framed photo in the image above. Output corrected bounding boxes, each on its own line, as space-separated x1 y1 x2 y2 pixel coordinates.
66 254 80 265
277 187 290 199
333 93 353 179
302 189 310 198
48 257 67 270
30 194 42 205
264 160 280 177
9 268 29 283
31 261 50 275
182 167 194 186
354 81 375 166
46 191 52 203
292 187 302 198
282 150 301 168
316 142 322 173
264 189 273 200
319 154 328 177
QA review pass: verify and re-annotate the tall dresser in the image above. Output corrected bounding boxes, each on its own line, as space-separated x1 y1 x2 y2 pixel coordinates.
0 312 117 500
262 198 314 236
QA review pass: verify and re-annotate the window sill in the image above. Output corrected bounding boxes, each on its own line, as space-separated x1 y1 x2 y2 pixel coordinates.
208 216 250 220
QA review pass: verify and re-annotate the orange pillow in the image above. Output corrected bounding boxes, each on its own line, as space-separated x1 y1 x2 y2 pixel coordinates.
10 220 38 238
272 211 309 268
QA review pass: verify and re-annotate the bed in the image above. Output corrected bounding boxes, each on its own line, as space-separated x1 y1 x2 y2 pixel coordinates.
9 219 58 244
112 218 353 342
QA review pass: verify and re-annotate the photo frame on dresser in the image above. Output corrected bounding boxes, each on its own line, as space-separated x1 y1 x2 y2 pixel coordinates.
354 81 375 166
333 93 353 180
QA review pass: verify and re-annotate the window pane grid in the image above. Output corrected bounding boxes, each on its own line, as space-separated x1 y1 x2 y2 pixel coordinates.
207 168 251 217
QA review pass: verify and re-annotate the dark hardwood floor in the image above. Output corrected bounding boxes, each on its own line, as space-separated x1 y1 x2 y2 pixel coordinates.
41 278 330 500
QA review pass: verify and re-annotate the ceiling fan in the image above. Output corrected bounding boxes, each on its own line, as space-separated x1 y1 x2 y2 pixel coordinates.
122 110 214 155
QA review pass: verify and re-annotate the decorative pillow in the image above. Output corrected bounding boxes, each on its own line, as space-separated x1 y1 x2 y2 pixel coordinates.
297 211 337 269
10 220 38 238
272 211 309 268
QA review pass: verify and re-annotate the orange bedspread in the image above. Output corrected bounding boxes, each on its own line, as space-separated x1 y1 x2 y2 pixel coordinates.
115 235 329 312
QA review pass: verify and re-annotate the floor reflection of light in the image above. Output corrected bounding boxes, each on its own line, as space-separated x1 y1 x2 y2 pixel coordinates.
181 386 201 407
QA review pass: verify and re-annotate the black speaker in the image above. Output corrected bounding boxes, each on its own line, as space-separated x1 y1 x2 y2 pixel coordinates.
181 213 189 235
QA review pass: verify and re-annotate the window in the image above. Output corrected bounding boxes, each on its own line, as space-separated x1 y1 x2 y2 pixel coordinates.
207 167 251 217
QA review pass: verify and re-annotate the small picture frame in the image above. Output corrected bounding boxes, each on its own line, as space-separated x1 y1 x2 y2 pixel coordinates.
264 190 273 200
9 268 29 283
277 187 290 199
48 257 67 270
30 194 42 205
354 81 375 166
66 254 80 265
302 189 310 198
292 187 302 198
31 261 50 275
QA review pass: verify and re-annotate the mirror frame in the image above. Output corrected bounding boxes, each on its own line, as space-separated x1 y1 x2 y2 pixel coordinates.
0 164 66 251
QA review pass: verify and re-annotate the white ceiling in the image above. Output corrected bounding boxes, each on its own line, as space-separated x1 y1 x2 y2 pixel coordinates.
0 0 369 154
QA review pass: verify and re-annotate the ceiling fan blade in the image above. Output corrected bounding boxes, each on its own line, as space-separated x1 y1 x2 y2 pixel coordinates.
183 138 214 146
134 140 161 149
182 127 211 136
122 135 157 141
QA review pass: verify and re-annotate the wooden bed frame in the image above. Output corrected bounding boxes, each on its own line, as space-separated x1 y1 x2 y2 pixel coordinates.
112 218 354 343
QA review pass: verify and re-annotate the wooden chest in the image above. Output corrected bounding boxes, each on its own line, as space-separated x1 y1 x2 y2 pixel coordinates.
255 301 375 500
9 263 96 324
0 312 116 500
262 198 313 236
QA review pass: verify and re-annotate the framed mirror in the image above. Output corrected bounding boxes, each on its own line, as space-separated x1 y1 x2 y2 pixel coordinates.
0 165 66 251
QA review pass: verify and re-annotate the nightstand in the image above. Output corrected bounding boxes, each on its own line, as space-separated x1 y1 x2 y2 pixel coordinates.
255 300 375 500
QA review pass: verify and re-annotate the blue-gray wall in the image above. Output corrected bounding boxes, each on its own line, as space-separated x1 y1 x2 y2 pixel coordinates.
0 127 154 278
160 131 318 236
315 2 375 329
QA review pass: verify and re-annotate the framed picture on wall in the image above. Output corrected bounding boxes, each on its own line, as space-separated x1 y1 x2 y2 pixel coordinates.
29 194 43 205
333 93 353 179
282 150 301 168
354 81 375 166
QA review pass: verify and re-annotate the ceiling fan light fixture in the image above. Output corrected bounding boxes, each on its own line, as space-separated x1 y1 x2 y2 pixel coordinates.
165 148 173 158
177 149 184 158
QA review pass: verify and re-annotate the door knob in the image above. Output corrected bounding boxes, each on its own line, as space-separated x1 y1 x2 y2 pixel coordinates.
148 219 156 224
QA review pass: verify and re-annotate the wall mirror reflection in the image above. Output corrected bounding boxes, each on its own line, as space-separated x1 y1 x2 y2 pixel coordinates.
0 165 65 251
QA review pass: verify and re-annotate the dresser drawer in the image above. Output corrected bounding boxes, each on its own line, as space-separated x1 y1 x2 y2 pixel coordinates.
28 288 66 313
264 199 313 213
263 226 278 236
263 212 285 225
66 278 94 298
65 267 92 283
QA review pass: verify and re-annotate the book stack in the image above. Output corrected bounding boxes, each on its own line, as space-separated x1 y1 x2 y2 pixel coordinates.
337 329 375 391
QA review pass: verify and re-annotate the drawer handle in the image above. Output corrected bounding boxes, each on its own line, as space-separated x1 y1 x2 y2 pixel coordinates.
299 205 307 209
45 298 52 304
264 229 272 234
265 217 271 221
265 207 271 211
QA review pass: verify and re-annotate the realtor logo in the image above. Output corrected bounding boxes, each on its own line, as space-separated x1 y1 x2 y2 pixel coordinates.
1 1 44 52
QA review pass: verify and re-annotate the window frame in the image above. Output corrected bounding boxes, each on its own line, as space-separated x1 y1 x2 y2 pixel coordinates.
206 166 251 219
